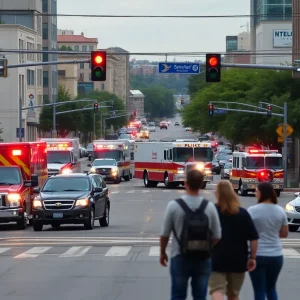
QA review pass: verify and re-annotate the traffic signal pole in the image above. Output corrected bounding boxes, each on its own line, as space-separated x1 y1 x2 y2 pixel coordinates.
210 101 288 187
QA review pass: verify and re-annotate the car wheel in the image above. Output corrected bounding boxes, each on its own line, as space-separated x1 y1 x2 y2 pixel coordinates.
100 202 109 227
33 221 43 231
289 225 299 232
84 207 94 230
16 208 27 230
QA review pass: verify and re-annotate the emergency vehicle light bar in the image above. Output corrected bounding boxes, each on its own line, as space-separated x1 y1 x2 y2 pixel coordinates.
248 149 278 154
47 143 73 150
94 144 123 150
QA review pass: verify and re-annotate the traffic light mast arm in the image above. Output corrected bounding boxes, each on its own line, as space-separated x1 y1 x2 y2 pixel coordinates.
55 106 112 115
210 101 266 111
209 107 283 117
259 101 284 110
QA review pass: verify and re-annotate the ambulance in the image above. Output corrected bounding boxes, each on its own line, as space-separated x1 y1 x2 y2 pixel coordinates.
134 141 214 189
93 140 131 180
38 138 80 176
231 149 284 197
0 142 48 228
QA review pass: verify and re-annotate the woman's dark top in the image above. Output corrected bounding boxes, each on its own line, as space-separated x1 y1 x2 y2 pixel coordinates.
212 205 259 272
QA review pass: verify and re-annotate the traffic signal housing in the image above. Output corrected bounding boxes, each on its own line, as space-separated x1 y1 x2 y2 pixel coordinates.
206 54 221 82
0 59 7 78
91 51 106 81
208 104 214 117
133 110 136 117
267 105 272 117
93 102 99 113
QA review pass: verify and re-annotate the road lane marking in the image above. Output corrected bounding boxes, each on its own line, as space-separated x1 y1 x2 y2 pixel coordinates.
105 246 131 256
162 190 171 192
283 248 300 258
14 247 51 258
149 246 160 256
110 191 119 194
0 248 10 254
142 190 150 193
59 246 91 258
126 190 135 193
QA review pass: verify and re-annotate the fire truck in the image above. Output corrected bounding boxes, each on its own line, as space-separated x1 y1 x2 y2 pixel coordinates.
134 141 214 189
93 140 131 181
0 142 48 228
231 149 284 197
39 138 80 176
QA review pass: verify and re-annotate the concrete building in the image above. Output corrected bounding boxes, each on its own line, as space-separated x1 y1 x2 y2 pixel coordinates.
250 0 292 64
57 32 126 99
0 24 43 142
108 47 130 110
57 29 74 35
226 36 238 52
57 56 78 98
129 90 144 118
42 0 57 104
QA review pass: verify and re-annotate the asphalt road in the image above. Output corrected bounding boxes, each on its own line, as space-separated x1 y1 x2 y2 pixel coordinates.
0 117 299 300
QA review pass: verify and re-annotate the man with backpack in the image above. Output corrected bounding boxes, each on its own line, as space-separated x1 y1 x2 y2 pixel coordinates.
160 169 221 300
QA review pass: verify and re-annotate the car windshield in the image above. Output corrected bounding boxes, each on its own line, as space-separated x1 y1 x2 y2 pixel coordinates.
148 122 155 126
265 157 283 169
86 143 93 150
94 150 122 160
219 155 232 161
47 151 71 164
42 177 90 192
93 159 117 166
173 147 213 162
224 162 232 169
119 134 131 139
127 127 136 132
246 157 264 169
142 127 148 131
0 167 21 185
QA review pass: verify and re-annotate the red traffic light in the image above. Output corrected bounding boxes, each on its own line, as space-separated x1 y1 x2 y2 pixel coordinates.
94 103 98 107
94 55 103 64
209 57 218 67
267 105 272 110
209 104 213 109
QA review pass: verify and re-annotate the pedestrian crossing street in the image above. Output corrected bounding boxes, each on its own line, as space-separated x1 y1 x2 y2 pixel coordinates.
0 245 300 260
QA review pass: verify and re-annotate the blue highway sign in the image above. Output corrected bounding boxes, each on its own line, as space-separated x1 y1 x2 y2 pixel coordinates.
16 128 24 138
158 62 200 74
214 109 227 114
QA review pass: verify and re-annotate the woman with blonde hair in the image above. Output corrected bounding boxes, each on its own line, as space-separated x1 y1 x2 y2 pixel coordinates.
209 180 259 300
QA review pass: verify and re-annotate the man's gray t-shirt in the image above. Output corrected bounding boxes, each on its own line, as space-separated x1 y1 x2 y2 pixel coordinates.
248 203 288 257
161 195 222 258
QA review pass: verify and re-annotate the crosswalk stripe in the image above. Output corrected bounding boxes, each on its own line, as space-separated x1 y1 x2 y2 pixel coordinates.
149 246 160 256
283 248 300 257
59 246 92 258
110 191 119 194
126 191 135 193
162 190 171 192
14 247 51 258
141 190 150 193
105 246 131 256
0 248 10 254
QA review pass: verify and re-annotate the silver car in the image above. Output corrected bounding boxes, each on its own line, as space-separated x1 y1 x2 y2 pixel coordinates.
148 122 156 132
285 196 300 232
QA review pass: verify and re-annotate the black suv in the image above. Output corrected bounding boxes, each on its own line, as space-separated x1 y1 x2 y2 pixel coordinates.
31 173 110 231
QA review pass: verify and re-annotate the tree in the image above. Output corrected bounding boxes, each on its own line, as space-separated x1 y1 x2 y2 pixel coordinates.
183 68 300 146
39 84 84 137
59 45 73 51
0 123 3 142
141 86 176 119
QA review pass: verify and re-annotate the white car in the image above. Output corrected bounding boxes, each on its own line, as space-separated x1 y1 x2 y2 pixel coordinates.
185 127 192 131
285 195 300 232
148 122 156 132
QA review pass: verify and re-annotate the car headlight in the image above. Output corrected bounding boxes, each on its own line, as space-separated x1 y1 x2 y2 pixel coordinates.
196 163 205 171
90 167 96 173
111 167 118 172
177 168 184 174
204 168 211 175
7 193 21 207
76 198 89 207
33 199 42 208
285 203 295 212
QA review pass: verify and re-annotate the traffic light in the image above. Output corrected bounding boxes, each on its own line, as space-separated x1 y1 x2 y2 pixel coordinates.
267 105 272 117
133 110 136 117
181 98 184 105
90 51 106 81
0 59 8 78
93 102 99 113
208 104 214 117
206 54 221 82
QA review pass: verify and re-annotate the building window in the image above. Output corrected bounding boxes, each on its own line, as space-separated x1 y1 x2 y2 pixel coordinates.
80 62 84 69
79 73 84 81
101 84 105 91
58 70 66 76
89 45 93 51
74 45 79 51
36 44 42 61
37 94 43 105
42 47 48 62
43 23 48 39
42 0 48 13
43 71 49 87
27 42 35 61
37 69 42 86
27 70 35 86
82 46 87 51
19 39 25 63
43 94 49 103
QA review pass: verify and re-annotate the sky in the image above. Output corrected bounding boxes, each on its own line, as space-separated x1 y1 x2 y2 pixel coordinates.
57 0 250 62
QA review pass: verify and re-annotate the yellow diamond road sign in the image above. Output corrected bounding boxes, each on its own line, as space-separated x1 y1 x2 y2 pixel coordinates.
276 123 293 137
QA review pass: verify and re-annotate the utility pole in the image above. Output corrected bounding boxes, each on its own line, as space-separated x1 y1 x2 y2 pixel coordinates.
292 0 300 78
283 102 288 187
93 112 96 140
18 97 22 142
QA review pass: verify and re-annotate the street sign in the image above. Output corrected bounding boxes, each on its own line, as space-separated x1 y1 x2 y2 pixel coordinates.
16 128 24 138
278 137 292 143
214 109 227 114
276 123 293 137
158 62 200 74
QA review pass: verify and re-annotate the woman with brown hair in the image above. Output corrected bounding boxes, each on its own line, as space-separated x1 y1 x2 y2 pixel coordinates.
248 182 288 300
209 180 259 300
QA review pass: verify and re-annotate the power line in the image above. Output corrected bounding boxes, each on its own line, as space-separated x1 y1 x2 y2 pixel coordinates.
0 11 298 18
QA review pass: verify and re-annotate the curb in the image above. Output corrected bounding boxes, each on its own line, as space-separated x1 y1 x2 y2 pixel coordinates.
283 189 300 192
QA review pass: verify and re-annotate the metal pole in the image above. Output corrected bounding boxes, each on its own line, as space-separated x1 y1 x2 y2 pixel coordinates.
283 102 288 188
93 113 96 140
100 113 103 138
53 101 56 137
18 97 22 142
